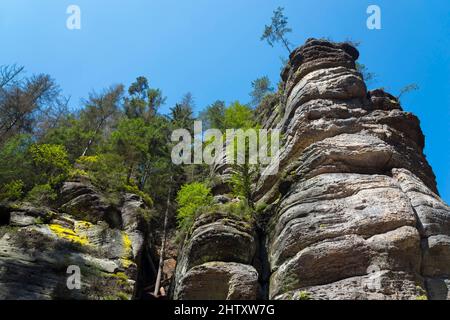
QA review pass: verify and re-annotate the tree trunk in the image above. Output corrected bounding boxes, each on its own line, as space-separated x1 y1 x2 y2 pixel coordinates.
153 180 172 297
281 36 292 54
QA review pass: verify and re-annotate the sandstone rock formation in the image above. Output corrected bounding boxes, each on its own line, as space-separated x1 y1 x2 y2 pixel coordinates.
0 177 154 300
1 38 449 301
173 208 260 300
173 39 450 300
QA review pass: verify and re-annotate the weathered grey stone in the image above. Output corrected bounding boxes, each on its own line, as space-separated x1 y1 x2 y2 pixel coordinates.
59 181 122 228
254 39 447 300
276 271 424 300
426 278 450 300
174 262 259 300
0 180 150 300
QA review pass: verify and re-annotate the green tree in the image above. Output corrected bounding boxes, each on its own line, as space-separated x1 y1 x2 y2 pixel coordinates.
250 76 274 107
231 160 257 204
0 71 62 145
199 100 226 130
29 143 70 186
124 76 166 122
0 180 24 202
75 153 127 194
0 134 33 187
109 118 151 184
176 182 212 231
80 85 124 157
137 115 173 194
42 115 92 162
261 7 293 54
224 101 255 129
223 102 260 206
170 93 195 133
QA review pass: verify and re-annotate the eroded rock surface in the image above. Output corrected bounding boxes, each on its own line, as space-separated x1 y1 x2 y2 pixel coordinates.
173 39 450 300
0 179 153 300
173 209 259 300
256 39 450 300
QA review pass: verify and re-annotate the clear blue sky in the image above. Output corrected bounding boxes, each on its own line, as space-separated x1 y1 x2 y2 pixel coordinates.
0 0 448 202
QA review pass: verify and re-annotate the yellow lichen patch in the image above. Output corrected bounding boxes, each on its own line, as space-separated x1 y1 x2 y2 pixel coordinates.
74 220 93 233
120 258 134 269
122 232 132 258
49 224 89 246
110 271 129 282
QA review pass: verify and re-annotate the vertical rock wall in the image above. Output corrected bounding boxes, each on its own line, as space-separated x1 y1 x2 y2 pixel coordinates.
174 38 450 300
259 39 450 300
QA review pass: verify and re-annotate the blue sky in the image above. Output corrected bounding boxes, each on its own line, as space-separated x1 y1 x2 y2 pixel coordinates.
0 0 448 202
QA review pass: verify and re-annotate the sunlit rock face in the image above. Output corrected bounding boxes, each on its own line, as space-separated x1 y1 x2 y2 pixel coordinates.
173 209 260 300
5 38 447 301
173 39 450 300
257 38 450 300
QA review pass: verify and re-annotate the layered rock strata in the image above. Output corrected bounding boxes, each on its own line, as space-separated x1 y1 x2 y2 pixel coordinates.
174 38 450 300
0 177 153 299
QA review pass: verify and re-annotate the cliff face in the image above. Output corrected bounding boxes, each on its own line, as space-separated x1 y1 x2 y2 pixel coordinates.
1 39 449 301
174 39 450 300
0 177 155 299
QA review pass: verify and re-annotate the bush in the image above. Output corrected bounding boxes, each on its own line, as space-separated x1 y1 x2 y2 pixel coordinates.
0 135 33 188
297 291 312 300
176 182 212 231
30 144 70 173
75 153 127 192
25 184 57 205
29 144 70 186
68 168 89 179
0 180 24 202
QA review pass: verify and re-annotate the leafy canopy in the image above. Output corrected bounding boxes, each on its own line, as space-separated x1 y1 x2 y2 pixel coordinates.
224 101 255 130
176 182 212 231
250 76 274 107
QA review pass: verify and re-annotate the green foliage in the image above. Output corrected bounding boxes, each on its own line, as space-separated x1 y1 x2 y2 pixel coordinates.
0 180 24 202
223 101 260 205
197 199 254 223
29 143 70 186
261 7 292 53
231 163 255 202
110 118 151 182
250 76 274 107
125 76 166 121
42 116 92 162
199 100 226 130
170 93 195 133
224 101 255 130
176 182 213 231
137 207 158 224
25 184 57 205
297 291 312 300
30 144 70 173
76 154 127 193
0 137 70 202
0 134 33 185
255 202 268 214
